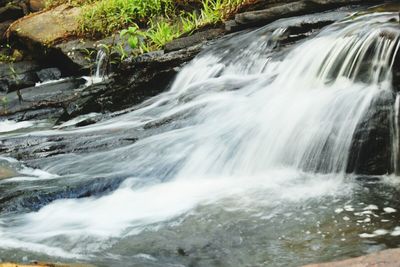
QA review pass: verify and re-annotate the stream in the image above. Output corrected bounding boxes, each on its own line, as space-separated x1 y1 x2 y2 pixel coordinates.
1 7 400 267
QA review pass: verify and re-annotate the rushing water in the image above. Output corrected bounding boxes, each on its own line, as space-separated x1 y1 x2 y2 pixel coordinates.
0 9 400 267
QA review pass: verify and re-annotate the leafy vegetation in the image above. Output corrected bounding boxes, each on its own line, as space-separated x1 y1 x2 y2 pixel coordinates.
45 0 252 58
0 45 17 63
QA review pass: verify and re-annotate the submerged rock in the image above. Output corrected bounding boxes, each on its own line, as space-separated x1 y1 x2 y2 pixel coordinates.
0 165 16 179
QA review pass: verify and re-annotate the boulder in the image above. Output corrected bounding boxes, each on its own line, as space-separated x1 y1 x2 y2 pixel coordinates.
0 61 41 92
304 248 400 266
5 4 89 74
54 39 99 72
7 4 81 46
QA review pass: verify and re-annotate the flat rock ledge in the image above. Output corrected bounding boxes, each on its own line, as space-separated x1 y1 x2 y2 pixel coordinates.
304 248 400 267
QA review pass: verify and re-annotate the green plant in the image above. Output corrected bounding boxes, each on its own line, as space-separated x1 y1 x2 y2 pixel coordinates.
145 20 180 48
79 0 174 36
200 0 224 24
180 12 201 34
120 24 143 49
54 0 252 59
81 48 97 76
112 43 129 61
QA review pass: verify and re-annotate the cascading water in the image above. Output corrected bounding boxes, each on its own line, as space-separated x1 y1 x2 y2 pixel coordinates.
85 49 108 85
0 9 400 267
94 49 108 79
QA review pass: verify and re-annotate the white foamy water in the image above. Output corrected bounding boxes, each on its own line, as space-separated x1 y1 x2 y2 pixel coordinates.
0 11 399 262
0 120 35 133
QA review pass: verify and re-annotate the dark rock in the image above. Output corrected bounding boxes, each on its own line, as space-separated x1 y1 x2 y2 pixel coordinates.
36 67 62 82
235 1 316 29
165 28 226 52
53 35 134 75
0 3 23 23
232 0 386 32
355 176 381 183
104 44 203 111
0 175 128 213
0 20 12 42
0 0 12 8
225 20 239 32
0 61 40 92
0 77 87 120
347 90 395 175
235 0 297 14
177 248 187 256
54 39 95 72
0 47 205 159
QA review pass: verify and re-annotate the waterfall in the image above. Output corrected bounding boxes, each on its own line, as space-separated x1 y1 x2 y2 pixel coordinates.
0 11 400 264
94 49 108 80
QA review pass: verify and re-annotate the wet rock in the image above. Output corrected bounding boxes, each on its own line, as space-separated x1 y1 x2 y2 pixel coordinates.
0 175 129 213
36 67 61 82
347 90 395 175
54 34 133 74
0 44 202 122
54 39 97 72
105 44 203 111
232 0 386 31
0 61 40 92
165 28 226 52
0 77 88 120
234 1 316 29
303 248 400 266
0 165 16 179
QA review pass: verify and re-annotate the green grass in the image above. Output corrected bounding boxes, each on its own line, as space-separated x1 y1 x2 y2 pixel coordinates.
79 0 175 36
47 0 251 57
